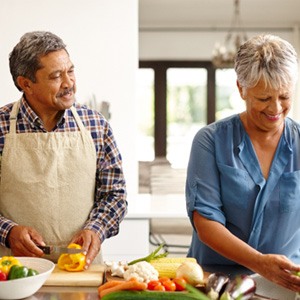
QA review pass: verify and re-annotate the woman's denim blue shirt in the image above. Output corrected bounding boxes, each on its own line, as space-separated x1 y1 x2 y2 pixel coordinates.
186 114 300 265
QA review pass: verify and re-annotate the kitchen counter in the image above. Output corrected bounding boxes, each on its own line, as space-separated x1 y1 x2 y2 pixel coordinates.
21 264 105 300
27 269 297 300
125 193 188 219
26 286 99 300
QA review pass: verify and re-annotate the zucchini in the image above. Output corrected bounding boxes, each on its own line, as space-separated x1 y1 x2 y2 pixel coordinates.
101 290 210 300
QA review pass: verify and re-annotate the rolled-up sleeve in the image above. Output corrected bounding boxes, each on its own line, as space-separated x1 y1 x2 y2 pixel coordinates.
186 127 226 226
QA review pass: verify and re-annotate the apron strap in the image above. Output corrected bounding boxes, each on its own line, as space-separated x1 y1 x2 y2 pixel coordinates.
9 100 21 135
70 105 87 132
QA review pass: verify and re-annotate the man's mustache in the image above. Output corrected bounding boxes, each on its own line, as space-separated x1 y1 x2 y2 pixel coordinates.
57 87 74 98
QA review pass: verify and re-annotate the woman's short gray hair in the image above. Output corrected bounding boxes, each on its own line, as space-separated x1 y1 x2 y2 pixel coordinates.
234 34 298 94
9 31 67 91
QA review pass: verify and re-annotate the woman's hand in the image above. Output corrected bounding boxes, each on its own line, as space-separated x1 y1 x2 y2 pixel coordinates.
253 253 300 292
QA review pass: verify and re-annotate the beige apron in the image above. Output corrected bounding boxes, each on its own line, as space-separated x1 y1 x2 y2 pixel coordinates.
0 100 102 263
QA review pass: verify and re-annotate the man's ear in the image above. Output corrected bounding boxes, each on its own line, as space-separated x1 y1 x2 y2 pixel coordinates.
16 76 34 94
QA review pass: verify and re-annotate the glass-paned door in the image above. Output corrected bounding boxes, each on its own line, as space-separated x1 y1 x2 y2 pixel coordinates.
167 68 207 168
215 69 245 120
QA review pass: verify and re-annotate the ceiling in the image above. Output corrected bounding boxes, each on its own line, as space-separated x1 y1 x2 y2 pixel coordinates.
139 0 300 31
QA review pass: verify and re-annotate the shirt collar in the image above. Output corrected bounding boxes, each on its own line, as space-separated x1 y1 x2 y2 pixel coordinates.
19 96 66 129
237 117 292 186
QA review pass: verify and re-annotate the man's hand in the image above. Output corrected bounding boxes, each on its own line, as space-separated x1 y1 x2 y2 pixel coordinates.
8 225 45 257
70 229 101 269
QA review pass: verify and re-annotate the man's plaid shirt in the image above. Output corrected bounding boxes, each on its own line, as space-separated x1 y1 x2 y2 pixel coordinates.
0 97 127 247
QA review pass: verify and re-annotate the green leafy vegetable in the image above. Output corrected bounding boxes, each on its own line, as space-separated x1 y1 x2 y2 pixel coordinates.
128 244 168 265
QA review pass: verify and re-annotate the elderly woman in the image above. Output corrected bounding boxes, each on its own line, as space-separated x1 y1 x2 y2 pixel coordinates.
186 34 300 292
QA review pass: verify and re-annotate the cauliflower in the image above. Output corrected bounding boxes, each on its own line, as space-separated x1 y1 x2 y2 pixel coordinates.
105 261 128 278
123 261 159 283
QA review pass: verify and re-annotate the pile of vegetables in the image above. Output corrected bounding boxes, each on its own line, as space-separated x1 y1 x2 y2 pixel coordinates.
0 256 39 281
99 277 210 299
102 244 257 299
123 244 205 287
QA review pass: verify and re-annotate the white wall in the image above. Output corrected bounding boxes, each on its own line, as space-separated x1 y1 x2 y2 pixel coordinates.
139 30 295 60
0 0 139 195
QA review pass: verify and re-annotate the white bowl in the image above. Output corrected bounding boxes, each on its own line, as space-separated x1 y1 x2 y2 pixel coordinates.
0 257 55 300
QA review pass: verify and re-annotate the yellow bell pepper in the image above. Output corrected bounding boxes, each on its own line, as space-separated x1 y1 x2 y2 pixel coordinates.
0 256 22 276
57 243 86 272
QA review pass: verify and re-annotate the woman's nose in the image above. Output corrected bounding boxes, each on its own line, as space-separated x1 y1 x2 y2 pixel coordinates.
269 99 282 112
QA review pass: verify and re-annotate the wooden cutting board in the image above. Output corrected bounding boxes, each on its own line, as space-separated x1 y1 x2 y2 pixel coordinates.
44 264 106 287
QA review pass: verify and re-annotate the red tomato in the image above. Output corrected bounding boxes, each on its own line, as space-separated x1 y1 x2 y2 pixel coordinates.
173 277 187 291
162 279 176 291
159 277 170 283
0 271 7 281
147 280 161 290
154 283 166 291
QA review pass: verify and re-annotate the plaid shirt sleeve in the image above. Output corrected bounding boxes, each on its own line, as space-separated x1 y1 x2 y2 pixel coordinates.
84 119 127 242
0 217 17 247
80 111 128 242
0 103 15 247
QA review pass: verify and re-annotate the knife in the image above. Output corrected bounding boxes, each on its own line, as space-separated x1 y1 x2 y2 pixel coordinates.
38 245 83 255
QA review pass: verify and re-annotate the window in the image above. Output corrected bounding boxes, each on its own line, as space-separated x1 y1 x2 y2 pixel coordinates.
216 69 244 120
167 68 207 167
137 61 240 167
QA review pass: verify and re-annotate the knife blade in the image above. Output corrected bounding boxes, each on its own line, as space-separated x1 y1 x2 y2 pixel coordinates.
38 245 83 255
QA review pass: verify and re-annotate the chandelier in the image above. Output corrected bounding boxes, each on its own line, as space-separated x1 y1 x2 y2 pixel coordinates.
212 0 248 68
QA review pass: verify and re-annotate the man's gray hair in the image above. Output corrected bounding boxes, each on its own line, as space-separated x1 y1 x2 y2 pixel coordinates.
9 31 67 91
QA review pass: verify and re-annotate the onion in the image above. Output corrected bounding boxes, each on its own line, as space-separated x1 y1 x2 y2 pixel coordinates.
176 261 204 286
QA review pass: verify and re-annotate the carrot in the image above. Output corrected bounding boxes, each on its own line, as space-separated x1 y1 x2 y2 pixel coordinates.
98 280 123 292
99 278 147 298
